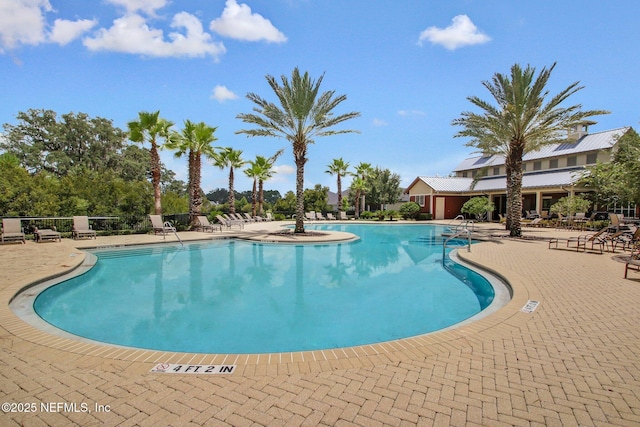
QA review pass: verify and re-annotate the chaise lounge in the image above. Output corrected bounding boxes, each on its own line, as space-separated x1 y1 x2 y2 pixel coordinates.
149 215 177 237
1 218 25 244
72 216 97 240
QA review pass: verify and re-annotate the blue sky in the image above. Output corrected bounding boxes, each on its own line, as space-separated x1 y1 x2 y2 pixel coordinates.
1 0 639 196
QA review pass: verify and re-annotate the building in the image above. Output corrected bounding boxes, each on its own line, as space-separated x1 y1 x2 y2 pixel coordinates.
405 124 636 220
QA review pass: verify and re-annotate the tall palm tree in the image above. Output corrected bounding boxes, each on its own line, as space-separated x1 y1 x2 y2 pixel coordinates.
452 63 608 237
212 147 245 214
326 158 350 212
354 162 373 217
257 149 283 216
244 150 284 217
127 111 173 214
244 161 262 217
166 120 218 226
349 176 367 218
236 67 360 233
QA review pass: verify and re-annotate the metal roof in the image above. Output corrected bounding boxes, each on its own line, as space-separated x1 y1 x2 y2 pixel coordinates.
416 176 474 192
470 168 589 192
415 168 589 193
453 127 629 172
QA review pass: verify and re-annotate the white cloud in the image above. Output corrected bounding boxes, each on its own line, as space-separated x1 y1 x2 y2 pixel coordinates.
372 118 388 127
0 0 98 52
49 18 97 46
0 0 50 51
398 110 426 117
273 164 295 175
83 12 226 59
105 0 169 16
418 15 490 50
211 85 238 102
210 0 287 43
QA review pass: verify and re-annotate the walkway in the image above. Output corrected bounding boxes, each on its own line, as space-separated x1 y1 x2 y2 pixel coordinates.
1 221 639 426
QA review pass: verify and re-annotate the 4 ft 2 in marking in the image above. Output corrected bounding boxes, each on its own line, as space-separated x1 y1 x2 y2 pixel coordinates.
150 363 236 374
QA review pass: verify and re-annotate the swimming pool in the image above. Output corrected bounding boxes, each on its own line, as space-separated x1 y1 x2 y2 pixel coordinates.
31 224 502 354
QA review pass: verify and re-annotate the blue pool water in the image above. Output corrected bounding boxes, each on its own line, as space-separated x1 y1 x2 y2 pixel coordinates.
34 224 495 354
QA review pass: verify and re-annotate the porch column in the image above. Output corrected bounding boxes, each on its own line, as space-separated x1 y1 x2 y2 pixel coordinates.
535 191 543 214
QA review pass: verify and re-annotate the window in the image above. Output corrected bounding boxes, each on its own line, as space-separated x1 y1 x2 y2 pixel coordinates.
415 195 425 207
462 172 468 178
471 170 477 177
533 161 542 171
567 156 577 167
493 167 500 175
586 153 597 164
522 163 526 171
549 159 558 169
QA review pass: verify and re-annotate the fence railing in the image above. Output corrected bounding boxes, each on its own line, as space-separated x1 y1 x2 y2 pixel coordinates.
3 214 192 238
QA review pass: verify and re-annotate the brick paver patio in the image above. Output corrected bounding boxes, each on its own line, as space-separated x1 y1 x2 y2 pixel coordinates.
1 221 638 426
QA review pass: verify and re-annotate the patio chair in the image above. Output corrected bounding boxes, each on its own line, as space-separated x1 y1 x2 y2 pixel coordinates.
72 216 96 239
339 211 348 220
524 218 543 227
326 213 337 220
196 216 222 232
243 213 257 222
305 212 316 221
34 227 61 243
316 212 327 220
216 215 243 229
265 213 274 221
1 218 25 244
149 215 176 236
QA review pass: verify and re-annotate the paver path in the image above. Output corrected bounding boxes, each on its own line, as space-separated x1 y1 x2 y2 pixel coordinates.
1 222 639 426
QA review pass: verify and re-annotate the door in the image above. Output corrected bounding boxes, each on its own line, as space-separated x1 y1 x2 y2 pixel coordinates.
435 197 445 220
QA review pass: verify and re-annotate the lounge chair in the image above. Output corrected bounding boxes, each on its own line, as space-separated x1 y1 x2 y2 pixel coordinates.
72 216 96 239
339 211 348 220
216 215 243 229
625 259 640 279
316 212 327 220
196 216 222 232
524 218 543 227
326 213 337 220
305 212 316 221
265 213 274 221
149 215 176 236
613 227 640 252
1 218 25 244
243 213 257 222
34 227 61 243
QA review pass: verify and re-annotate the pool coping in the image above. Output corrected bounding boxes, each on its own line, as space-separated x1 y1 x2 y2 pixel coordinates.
1 222 533 376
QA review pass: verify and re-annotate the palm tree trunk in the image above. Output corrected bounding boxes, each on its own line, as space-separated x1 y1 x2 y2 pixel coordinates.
506 143 524 237
295 158 305 233
337 175 342 212
150 143 162 215
251 178 257 217
191 152 202 226
228 167 235 214
258 180 264 216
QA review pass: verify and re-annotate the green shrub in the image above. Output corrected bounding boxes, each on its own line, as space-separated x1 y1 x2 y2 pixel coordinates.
399 202 421 219
417 213 432 221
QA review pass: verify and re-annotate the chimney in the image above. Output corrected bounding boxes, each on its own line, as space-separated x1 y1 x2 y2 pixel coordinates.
567 121 596 141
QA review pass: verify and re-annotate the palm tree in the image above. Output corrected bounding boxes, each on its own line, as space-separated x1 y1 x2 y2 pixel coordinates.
127 111 173 214
354 162 373 217
244 161 262 217
452 62 608 237
166 120 218 226
244 150 284 218
326 158 350 212
236 67 360 233
257 149 283 216
212 147 245 214
349 176 367 218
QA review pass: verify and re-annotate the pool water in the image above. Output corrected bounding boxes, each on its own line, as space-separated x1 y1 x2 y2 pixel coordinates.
34 224 495 354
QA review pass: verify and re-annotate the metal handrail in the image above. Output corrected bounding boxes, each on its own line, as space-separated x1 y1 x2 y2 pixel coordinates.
442 228 471 262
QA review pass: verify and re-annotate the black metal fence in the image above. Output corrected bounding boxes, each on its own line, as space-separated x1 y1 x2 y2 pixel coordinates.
3 214 192 239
